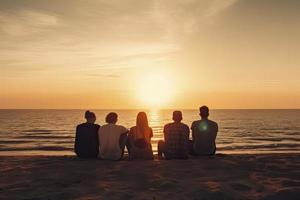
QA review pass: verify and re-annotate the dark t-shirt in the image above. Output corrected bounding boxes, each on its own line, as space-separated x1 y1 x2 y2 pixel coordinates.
191 119 218 155
164 122 190 158
75 123 100 158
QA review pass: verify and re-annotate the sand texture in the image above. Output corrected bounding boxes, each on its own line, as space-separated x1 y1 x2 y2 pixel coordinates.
0 154 299 200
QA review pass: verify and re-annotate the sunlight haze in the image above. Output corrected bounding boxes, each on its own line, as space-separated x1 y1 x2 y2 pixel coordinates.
0 0 299 109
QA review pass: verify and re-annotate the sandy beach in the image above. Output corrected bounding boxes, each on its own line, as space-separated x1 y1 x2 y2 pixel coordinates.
0 154 299 200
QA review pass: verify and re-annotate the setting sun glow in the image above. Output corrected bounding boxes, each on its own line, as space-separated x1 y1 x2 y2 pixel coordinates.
136 72 174 108
1 0 300 109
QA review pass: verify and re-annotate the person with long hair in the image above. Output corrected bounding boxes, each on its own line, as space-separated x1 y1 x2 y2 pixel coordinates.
128 112 154 160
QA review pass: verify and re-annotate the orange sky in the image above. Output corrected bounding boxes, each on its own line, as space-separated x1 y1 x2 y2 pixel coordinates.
0 0 300 109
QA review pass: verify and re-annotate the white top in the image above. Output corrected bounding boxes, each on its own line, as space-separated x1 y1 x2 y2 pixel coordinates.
98 123 128 160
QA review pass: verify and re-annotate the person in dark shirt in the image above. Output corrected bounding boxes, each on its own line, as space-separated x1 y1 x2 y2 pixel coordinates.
75 110 100 158
189 106 218 156
158 111 190 159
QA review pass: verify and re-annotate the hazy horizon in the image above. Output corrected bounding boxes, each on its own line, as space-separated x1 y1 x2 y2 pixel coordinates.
1 0 300 109
1 108 300 110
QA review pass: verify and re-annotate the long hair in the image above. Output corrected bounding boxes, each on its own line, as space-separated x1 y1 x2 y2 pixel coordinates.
136 112 149 132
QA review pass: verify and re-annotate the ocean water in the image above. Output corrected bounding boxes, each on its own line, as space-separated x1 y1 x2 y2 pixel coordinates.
0 109 299 156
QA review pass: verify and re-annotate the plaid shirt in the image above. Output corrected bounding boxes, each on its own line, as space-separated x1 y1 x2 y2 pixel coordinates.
164 122 190 157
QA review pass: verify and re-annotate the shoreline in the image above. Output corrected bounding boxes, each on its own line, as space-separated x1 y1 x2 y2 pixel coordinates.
1 151 300 157
1 154 299 199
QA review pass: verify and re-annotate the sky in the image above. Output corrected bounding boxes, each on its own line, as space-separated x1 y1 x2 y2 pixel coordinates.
0 0 299 109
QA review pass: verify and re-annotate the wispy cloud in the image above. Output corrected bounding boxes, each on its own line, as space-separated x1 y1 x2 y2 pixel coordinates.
86 73 120 78
0 9 59 36
152 0 239 44
1 0 300 109
204 0 239 18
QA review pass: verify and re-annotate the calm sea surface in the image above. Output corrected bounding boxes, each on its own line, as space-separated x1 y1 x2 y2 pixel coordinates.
0 109 299 156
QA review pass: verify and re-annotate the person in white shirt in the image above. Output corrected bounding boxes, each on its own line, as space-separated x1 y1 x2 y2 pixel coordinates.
98 112 128 160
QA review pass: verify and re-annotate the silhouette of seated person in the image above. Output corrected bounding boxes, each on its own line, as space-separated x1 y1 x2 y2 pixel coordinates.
189 106 218 156
127 112 154 160
158 111 190 159
75 110 100 158
98 112 128 161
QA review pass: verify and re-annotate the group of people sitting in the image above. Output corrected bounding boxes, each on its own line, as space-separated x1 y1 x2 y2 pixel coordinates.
74 106 218 160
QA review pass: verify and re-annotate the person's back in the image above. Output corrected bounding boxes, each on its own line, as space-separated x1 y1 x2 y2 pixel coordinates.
191 119 218 155
128 126 154 159
75 111 100 158
191 106 218 155
98 112 128 160
158 111 190 159
164 122 189 159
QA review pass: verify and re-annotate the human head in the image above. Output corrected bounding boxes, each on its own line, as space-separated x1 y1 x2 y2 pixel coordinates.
172 110 182 123
85 110 96 123
199 106 209 119
136 112 149 130
106 112 118 124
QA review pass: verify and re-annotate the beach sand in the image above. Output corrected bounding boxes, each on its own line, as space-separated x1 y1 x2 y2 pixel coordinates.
0 154 299 200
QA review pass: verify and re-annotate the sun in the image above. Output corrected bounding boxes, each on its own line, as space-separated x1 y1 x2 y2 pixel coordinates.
136 71 174 108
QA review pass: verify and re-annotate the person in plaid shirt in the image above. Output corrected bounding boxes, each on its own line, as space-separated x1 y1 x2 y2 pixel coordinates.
158 111 190 159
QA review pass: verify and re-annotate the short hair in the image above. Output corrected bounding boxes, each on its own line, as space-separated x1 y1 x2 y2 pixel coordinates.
85 110 96 119
173 110 182 122
199 106 209 118
106 112 118 123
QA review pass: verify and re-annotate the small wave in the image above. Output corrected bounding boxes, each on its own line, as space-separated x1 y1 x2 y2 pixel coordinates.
218 143 300 151
22 129 69 134
37 146 72 151
217 140 234 144
286 132 300 136
0 146 72 151
251 137 283 142
260 127 293 131
0 140 34 144
252 137 300 142
269 131 287 133
261 130 299 134
23 129 54 133
222 127 240 130
26 132 55 136
17 135 73 139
